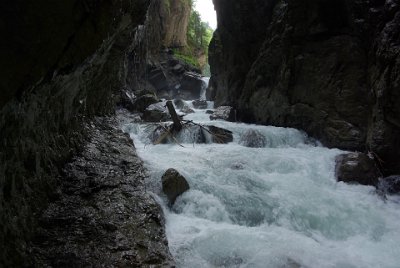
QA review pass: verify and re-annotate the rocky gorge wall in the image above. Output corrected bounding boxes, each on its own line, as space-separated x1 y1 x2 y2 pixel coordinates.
0 0 166 266
125 0 206 101
208 0 400 175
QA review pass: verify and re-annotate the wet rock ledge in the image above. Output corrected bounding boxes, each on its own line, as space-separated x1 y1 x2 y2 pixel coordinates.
31 117 174 267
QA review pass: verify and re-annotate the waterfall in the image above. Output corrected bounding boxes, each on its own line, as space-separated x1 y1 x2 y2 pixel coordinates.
121 100 400 268
200 77 210 100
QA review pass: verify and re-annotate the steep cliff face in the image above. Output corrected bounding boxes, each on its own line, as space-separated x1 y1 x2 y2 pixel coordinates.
209 0 400 174
207 0 278 104
164 0 191 47
0 0 158 266
126 0 204 101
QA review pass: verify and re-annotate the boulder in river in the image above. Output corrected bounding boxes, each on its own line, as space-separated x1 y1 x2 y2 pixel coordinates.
210 106 236 122
117 88 136 111
181 105 195 114
207 126 233 144
377 175 400 195
239 129 266 148
142 102 169 122
174 99 186 109
335 152 381 186
179 72 204 100
192 99 208 109
162 168 190 205
133 94 159 112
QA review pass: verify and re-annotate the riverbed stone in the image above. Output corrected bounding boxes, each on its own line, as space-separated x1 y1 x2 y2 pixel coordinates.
192 99 208 109
210 106 236 122
335 152 381 186
162 168 190 204
181 105 195 114
142 102 169 122
30 116 174 267
174 99 186 109
239 129 266 148
207 126 233 144
133 94 159 112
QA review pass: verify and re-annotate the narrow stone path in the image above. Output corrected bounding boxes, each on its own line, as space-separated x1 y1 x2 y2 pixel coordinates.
31 116 174 267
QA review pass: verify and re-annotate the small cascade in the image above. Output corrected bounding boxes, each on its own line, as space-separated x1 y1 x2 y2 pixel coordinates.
122 100 400 268
200 77 210 100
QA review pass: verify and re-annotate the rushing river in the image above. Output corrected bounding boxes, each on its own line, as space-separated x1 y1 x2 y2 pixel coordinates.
122 96 400 268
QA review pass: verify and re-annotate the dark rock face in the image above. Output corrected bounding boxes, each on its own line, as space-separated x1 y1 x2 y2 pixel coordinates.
31 117 174 267
118 88 137 111
210 106 236 121
209 0 400 174
0 0 168 266
0 0 149 109
142 102 169 122
180 72 205 99
133 94 159 112
239 129 266 148
335 152 381 186
162 168 190 205
138 57 204 100
377 175 400 195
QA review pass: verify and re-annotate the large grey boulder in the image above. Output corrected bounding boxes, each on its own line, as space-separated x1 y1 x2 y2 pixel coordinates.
162 168 190 204
335 152 381 186
239 129 266 148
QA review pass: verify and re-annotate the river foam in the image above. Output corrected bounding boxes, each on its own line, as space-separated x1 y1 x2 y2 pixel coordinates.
122 101 400 268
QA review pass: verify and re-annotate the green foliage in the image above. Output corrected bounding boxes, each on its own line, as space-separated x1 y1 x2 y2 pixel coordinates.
173 49 200 68
173 0 213 73
187 10 213 54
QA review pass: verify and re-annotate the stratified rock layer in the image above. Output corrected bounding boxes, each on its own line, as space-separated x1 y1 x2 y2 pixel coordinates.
31 117 174 267
208 0 400 174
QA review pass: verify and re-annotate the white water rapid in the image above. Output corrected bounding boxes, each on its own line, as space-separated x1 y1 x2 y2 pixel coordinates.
122 91 400 268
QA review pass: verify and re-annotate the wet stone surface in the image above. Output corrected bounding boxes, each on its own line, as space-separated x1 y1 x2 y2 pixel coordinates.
31 117 174 267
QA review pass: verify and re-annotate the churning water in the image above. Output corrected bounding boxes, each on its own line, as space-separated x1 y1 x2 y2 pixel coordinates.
122 100 400 268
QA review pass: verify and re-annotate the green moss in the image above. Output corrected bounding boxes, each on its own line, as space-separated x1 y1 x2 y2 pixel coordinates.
164 0 171 12
173 49 200 68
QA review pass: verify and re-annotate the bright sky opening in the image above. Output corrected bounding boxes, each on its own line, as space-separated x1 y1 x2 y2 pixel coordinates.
194 0 217 29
